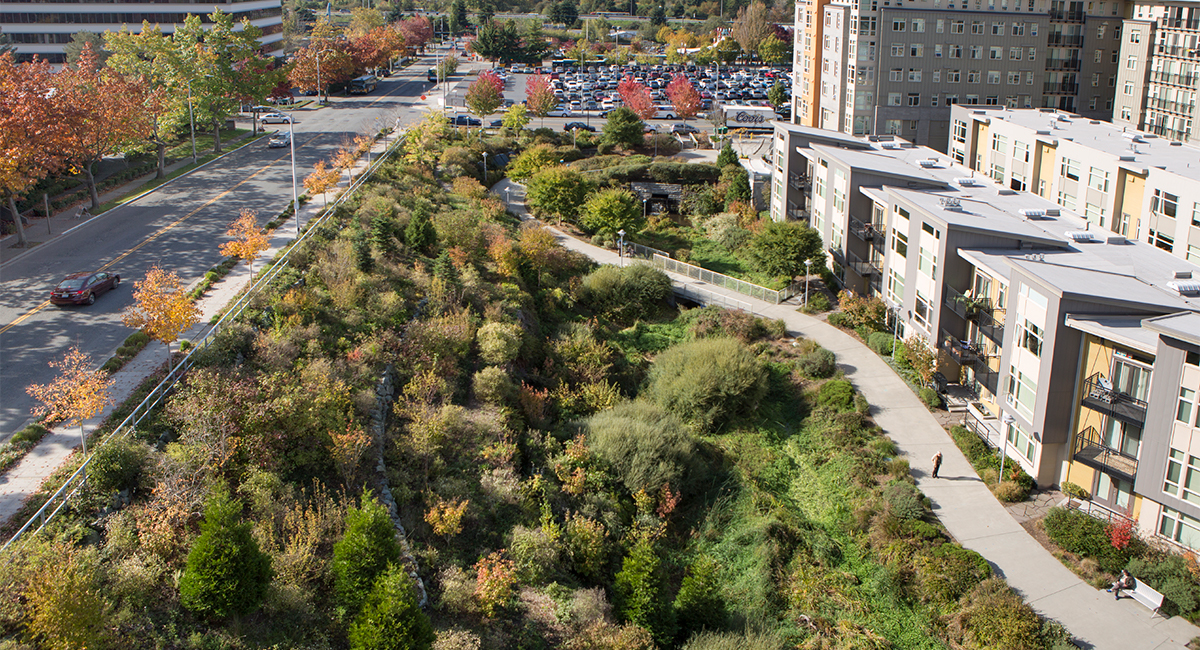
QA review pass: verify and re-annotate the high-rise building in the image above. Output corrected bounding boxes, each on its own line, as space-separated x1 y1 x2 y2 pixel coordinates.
0 0 285 64
794 0 1127 150
793 0 833 126
1113 1 1200 142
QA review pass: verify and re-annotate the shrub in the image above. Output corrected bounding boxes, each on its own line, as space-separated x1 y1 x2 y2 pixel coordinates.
25 547 112 650
826 312 849 329
746 221 824 280
993 481 1027 503
579 188 645 237
586 400 703 497
581 264 673 322
801 293 831 314
179 489 273 619
333 491 402 614
86 438 149 494
1126 555 1200 618
473 367 515 405
951 578 1043 650
913 543 991 606
647 337 768 432
716 143 737 168
815 380 856 412
474 551 517 617
673 555 727 638
796 348 836 379
11 423 49 445
867 332 894 356
476 321 522 365
565 515 611 582
348 565 435 650
919 387 942 410
1061 481 1090 500
882 481 925 521
614 537 675 647
508 525 560 585
950 425 994 468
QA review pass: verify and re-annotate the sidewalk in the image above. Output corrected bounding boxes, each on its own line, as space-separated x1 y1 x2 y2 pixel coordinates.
0 126 400 527
491 177 1200 650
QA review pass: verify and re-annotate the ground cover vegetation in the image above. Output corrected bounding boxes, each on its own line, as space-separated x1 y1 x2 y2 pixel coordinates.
0 111 1075 650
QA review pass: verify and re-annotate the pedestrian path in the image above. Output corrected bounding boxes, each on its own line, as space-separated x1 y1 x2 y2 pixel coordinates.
0 128 400 528
491 177 1200 650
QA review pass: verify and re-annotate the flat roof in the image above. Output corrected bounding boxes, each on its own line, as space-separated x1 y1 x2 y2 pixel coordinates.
955 106 1200 181
1064 314 1162 355
1144 311 1200 347
772 121 870 149
804 143 949 186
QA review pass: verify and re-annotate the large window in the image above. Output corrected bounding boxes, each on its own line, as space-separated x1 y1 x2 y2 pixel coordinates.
952 119 967 143
918 245 937 277
887 268 906 304
1005 420 1035 461
1160 506 1200 550
914 291 932 329
1178 387 1196 424
1061 158 1081 181
1017 318 1043 356
1007 367 1037 420
1153 189 1179 219
1089 167 1110 192
892 229 908 256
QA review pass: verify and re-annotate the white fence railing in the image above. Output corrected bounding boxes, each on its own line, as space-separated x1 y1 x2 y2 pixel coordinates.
673 282 755 315
649 254 801 304
1 133 406 554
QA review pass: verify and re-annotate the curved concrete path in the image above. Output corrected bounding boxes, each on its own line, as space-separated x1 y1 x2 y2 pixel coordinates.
492 177 1200 650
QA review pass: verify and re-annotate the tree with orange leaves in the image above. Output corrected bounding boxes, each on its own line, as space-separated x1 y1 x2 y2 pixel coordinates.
0 53 73 248
303 160 342 207
58 44 153 209
618 76 656 122
121 266 200 368
333 147 359 184
26 346 114 455
219 208 270 275
398 16 434 53
288 19 355 102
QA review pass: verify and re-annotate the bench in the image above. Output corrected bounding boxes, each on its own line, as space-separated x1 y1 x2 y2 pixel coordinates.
1125 579 1165 618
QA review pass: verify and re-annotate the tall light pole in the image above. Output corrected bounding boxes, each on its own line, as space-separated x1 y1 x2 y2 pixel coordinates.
804 258 812 307
482 151 488 186
186 82 198 164
1000 413 1015 481
288 112 299 237
642 198 648 218
617 229 626 266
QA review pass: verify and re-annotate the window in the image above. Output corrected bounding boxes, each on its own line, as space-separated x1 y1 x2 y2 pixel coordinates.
891 43 905 56
910 44 924 57
914 291 932 329
1097 24 1107 39
888 92 902 106
1112 50 1119 63
966 94 979 104
908 92 921 105
912 18 925 32
986 95 999 105
992 161 1006 181
890 68 903 81
1008 71 1021 84
933 69 941 82
937 18 945 32
1089 167 1109 192
892 229 908 256
1130 29 1141 43
992 133 1008 153
1007 367 1037 420
931 94 939 106
887 269 905 303
988 70 1001 84
1151 228 1176 252
1153 189 1180 219
892 18 906 31
1192 202 1200 227
1160 506 1200 551
993 22 1006 35
1012 22 1025 36
918 245 937 276
1018 317 1043 356
1010 47 1022 60
1015 141 1030 161
951 20 965 33
1124 81 1134 96
1061 158 1081 181
948 70 961 82
885 119 902 134
990 46 1003 59
968 70 981 83
970 45 983 59
1093 72 1100 86
1005 420 1036 461
1027 72 1034 85
1028 47 1037 61
946 94 959 105
972 20 985 34
949 44 963 58
1128 55 1138 69
1179 387 1196 424
953 119 967 143
935 44 943 57
1095 49 1103 63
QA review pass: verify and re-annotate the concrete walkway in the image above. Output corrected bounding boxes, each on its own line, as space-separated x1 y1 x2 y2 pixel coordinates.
491 176 1200 650
0 126 402 528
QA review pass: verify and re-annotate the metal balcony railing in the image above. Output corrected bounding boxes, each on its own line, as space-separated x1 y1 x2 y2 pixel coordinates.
1150 71 1199 86
1049 9 1085 21
788 172 811 190
944 285 1005 342
1081 372 1148 425
848 216 883 241
1159 17 1200 29
1147 97 1196 114
787 208 810 222
1047 34 1085 46
941 330 981 366
845 248 881 276
1044 81 1081 94
969 356 1000 395
1045 59 1082 71
1073 426 1139 483
1156 44 1200 57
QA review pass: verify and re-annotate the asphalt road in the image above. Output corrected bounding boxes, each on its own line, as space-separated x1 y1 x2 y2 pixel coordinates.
0 58 444 438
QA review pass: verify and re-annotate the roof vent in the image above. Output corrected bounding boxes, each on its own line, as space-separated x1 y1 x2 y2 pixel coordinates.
1037 130 1052 135
1168 279 1200 293
1122 132 1146 143
1090 120 1101 124
1107 235 1127 245
1065 231 1098 242
1045 208 1061 216
1171 141 1184 146
1119 155 1136 161
1019 208 1046 218
939 197 963 211
1058 114 1071 121
918 159 939 167
1176 270 1194 279
956 177 979 186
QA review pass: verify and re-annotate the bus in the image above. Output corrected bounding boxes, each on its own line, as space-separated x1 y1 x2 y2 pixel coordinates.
348 74 379 94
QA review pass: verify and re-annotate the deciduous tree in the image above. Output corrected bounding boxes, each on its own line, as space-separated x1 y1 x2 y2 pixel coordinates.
304 159 342 207
26 346 113 453
525 74 557 127
526 167 593 223
757 33 789 64
767 81 788 111
465 70 505 120
602 106 645 148
289 40 355 102
747 221 824 279
399 15 434 52
501 103 530 131
731 2 773 59
580 188 645 236
474 550 517 617
121 265 200 366
666 73 701 122
618 76 656 121
104 24 180 179
219 208 269 275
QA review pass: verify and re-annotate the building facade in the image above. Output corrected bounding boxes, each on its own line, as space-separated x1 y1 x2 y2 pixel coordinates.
795 0 1126 150
772 114 1200 553
1113 1 1200 143
0 0 285 64
793 0 833 126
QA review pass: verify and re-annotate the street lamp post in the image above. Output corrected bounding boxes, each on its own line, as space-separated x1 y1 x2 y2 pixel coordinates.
482 151 488 186
186 82 198 164
288 112 299 237
1000 413 1015 481
617 229 626 266
505 186 512 209
803 259 812 307
642 198 648 218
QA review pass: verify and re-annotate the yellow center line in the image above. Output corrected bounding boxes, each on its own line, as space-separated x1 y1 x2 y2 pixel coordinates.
0 143 308 336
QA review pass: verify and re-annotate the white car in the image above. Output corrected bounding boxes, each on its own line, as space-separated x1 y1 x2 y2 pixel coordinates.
268 131 291 148
547 107 574 117
261 112 292 124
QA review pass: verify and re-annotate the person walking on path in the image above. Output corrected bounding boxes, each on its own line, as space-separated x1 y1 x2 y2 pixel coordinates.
931 451 943 478
1108 569 1135 600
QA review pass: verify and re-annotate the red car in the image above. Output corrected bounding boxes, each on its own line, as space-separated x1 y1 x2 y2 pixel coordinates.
50 271 120 306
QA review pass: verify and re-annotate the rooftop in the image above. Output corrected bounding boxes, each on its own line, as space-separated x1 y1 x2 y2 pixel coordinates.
955 106 1200 180
1065 314 1169 355
1144 311 1200 347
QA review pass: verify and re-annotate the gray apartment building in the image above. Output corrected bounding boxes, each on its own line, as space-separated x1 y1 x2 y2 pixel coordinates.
0 0 285 64
1114 0 1200 142
807 0 1126 150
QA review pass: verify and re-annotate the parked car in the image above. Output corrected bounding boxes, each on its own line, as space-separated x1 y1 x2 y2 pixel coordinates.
547 108 574 117
451 114 482 126
261 112 292 124
51 271 120 306
670 123 700 135
268 131 291 148
489 119 504 127
563 122 595 132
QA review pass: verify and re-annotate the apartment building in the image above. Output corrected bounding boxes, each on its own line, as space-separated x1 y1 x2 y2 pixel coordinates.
1114 1 1200 142
800 0 1125 150
771 117 1200 551
794 0 832 126
0 0 285 64
951 105 1200 264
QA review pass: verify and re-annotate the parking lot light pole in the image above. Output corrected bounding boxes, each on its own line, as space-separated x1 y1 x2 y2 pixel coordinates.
288 113 299 238
482 151 487 186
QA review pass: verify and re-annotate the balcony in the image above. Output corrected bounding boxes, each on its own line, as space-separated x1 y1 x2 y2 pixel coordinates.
1047 34 1084 46
1156 44 1200 57
1073 426 1139 483
1080 372 1147 425
941 330 980 366
1043 81 1080 94
1147 97 1197 114
787 208 810 222
944 285 1005 343
845 248 881 276
827 245 846 268
1150 71 1199 86
789 172 811 191
1049 9 1085 21
1045 59 1082 71
969 356 1000 395
849 217 883 241
1159 17 1200 29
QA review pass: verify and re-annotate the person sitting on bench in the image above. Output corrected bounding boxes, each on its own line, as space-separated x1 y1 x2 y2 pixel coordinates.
1107 569 1135 600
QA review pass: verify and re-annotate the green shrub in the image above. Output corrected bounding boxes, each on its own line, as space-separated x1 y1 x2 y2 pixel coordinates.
586 400 704 497
993 481 1027 503
179 490 273 619
508 525 560 585
801 293 831 314
347 565 435 650
866 332 894 356
1061 481 1090 500
826 312 849 329
333 492 401 614
673 555 727 639
914 543 991 606
86 439 149 494
952 578 1042 650
581 264 673 322
796 348 836 379
473 367 515 405
950 425 993 467
124 331 150 347
646 337 768 432
882 481 925 521
1126 555 1200 618
681 631 788 650
815 380 856 412
11 423 49 446
919 388 942 410
614 536 675 647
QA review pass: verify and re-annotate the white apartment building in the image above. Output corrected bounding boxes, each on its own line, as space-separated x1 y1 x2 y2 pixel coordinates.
1114 0 1200 142
0 0 285 64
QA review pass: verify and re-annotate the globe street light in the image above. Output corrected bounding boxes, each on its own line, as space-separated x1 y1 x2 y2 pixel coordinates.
617 229 626 267
482 151 488 186
804 259 812 307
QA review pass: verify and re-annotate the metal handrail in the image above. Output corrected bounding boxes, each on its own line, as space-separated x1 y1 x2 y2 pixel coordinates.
1073 425 1139 481
1 132 407 553
649 254 802 304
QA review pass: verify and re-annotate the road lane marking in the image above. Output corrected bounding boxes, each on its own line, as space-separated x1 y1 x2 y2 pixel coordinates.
0 143 312 336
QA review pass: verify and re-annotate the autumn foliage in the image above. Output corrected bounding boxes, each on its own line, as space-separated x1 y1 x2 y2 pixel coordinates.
524 74 557 123
304 159 342 206
26 346 114 430
121 266 200 359
666 73 702 121
219 208 269 274
466 71 505 119
618 76 656 121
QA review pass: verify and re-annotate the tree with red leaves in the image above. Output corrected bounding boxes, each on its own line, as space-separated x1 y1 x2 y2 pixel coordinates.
399 15 434 53
466 70 505 120
666 74 701 123
618 76 655 121
525 74 557 127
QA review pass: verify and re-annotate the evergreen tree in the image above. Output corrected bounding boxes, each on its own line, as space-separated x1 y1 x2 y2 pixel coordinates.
333 491 402 614
179 490 273 619
673 555 727 638
716 143 738 168
433 251 459 284
450 0 469 33
650 5 667 25
602 106 645 149
615 535 675 646
404 209 437 256
348 566 435 650
558 0 579 26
